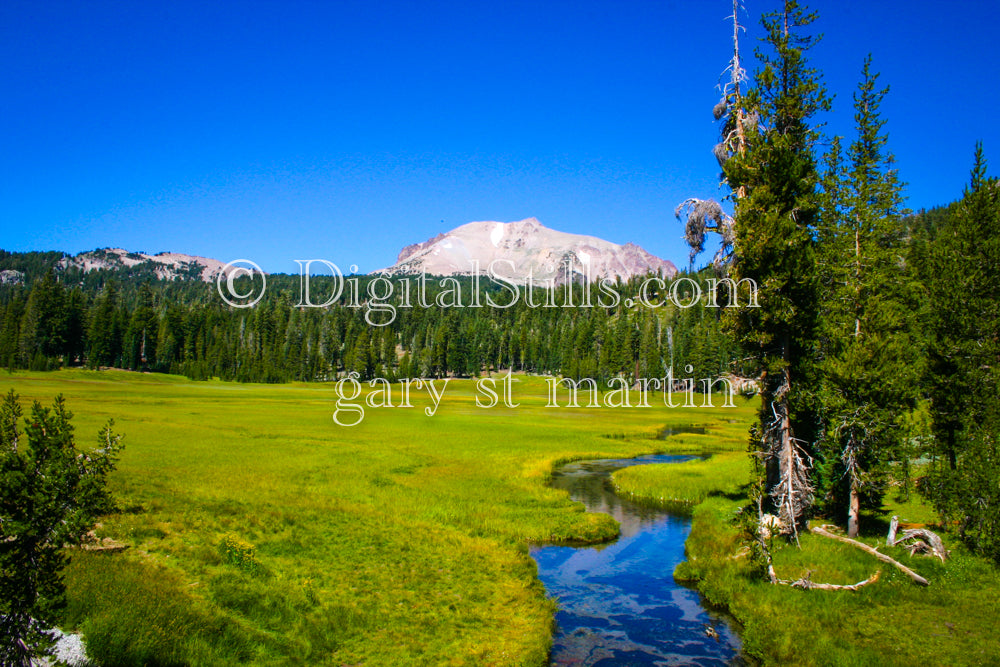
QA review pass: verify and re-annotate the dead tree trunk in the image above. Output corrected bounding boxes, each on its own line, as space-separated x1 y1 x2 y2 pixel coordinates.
767 342 812 539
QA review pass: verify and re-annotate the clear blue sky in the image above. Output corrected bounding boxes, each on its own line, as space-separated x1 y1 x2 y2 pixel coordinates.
1 0 997 273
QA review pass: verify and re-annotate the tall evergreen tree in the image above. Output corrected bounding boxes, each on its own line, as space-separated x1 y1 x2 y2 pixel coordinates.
922 144 1000 559
123 285 158 371
87 281 123 368
62 288 88 366
723 0 831 534
815 56 916 536
0 297 25 370
17 271 67 368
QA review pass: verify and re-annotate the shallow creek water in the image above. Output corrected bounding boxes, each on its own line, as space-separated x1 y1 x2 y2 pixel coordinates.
530 453 742 666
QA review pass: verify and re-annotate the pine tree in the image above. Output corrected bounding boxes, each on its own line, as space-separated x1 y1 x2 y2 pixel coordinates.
923 144 1000 558
638 311 664 379
0 391 123 666
722 0 831 534
815 56 916 536
123 285 158 370
62 288 88 366
0 297 25 370
17 271 67 368
676 1 831 534
87 281 123 369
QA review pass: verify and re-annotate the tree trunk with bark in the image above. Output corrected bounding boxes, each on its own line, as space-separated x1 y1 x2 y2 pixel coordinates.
847 479 860 537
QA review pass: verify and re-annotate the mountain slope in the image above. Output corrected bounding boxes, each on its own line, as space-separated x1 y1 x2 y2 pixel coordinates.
378 218 676 284
57 248 233 282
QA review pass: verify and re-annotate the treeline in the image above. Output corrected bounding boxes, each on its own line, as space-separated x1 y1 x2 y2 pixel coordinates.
685 0 1000 563
0 264 740 386
913 150 1000 561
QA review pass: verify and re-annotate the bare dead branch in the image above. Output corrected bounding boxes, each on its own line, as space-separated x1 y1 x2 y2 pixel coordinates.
785 569 881 591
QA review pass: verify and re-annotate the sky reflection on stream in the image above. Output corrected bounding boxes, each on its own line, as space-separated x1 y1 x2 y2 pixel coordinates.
530 454 742 666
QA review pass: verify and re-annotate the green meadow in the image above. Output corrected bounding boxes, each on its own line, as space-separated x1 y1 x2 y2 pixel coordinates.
9 369 998 666
3 369 755 666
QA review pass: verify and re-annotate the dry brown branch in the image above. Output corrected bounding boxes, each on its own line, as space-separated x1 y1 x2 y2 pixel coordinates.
764 374 812 541
674 197 735 266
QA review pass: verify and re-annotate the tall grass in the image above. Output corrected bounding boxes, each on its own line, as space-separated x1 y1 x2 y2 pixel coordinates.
612 450 750 511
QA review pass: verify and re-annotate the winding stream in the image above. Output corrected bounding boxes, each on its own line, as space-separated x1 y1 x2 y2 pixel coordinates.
530 453 742 666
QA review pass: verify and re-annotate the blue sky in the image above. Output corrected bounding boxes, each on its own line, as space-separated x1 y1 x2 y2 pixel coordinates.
1 0 997 273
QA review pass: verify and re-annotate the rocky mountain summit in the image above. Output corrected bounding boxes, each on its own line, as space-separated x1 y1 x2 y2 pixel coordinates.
379 218 676 284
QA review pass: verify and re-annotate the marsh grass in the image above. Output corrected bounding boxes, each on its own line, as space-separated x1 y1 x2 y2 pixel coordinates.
4 369 754 665
611 450 751 512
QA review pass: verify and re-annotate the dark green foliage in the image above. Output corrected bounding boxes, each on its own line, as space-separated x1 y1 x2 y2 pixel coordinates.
921 144 1000 560
17 271 67 368
0 259 736 387
904 203 954 246
0 251 66 280
123 284 158 371
0 391 124 665
722 0 831 530
813 56 918 535
87 280 124 369
0 296 25 370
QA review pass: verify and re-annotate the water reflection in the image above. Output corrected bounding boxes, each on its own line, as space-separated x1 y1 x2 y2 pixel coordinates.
531 455 742 666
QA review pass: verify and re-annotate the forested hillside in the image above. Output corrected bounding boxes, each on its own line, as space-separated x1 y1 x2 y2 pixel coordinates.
0 259 738 385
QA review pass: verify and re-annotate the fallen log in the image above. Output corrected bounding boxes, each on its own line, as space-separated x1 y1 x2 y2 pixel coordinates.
811 524 929 586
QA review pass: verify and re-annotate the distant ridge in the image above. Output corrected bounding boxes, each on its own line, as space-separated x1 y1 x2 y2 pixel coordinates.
57 248 233 282
378 218 677 284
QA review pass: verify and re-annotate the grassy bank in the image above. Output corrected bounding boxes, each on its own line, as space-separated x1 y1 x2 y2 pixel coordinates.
3 369 755 666
612 437 1000 665
611 446 750 513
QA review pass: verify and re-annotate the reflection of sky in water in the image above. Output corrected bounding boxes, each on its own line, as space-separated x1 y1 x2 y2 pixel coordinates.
530 455 742 666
